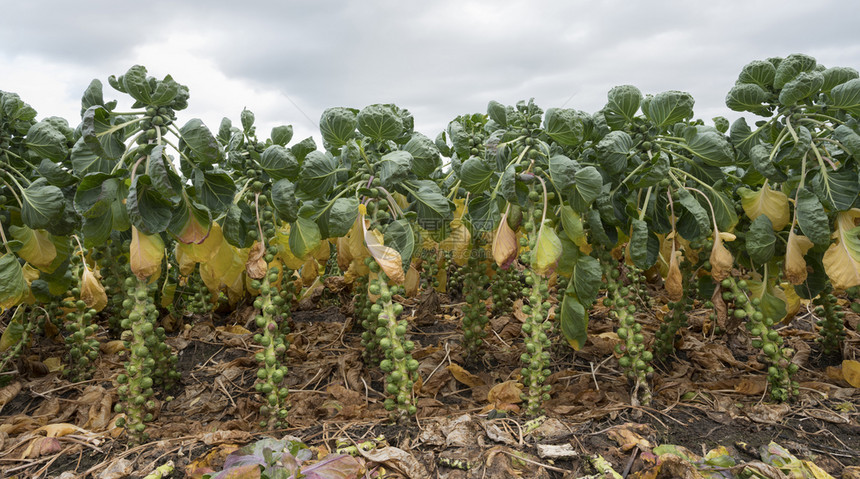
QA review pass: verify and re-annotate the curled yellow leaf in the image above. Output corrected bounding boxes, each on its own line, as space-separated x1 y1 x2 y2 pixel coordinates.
245 241 267 280
80 266 107 312
533 223 562 276
362 214 404 284
10 226 57 272
709 233 734 282
404 264 420 297
129 227 164 280
822 209 860 290
440 224 471 266
665 242 683 302
492 215 517 269
738 184 790 231
784 231 814 285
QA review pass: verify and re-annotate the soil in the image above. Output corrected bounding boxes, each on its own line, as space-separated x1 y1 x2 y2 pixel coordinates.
1 287 858 479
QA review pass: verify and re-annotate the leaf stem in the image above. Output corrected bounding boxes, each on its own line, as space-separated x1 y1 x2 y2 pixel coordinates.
0 178 23 207
96 117 144 138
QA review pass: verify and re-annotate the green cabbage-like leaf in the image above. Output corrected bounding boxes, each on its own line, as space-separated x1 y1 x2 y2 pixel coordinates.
356 104 403 141
271 125 294 146
378 151 413 190
569 166 603 213
319 107 358 150
725 83 771 116
403 133 441 178
26 120 68 162
487 100 507 127
828 78 860 116
796 188 830 246
259 145 300 181
629 219 659 269
290 137 317 164
737 60 776 88
750 144 786 182
544 108 593 146
127 174 173 235
404 181 451 231
595 130 633 174
812 167 860 211
821 66 859 93
222 203 254 248
833 124 860 160
778 71 824 106
642 90 694 128
192 168 235 216
298 151 338 197
684 129 734 167
547 154 578 190
384 219 415 270
605 84 642 123
179 119 223 164
318 197 357 239
0 254 28 311
773 53 817 89
271 179 298 223
289 216 321 260
21 179 65 230
81 106 125 160
747 215 775 264
459 157 494 194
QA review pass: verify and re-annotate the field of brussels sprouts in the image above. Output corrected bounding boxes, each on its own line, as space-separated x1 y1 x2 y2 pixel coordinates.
1 54 860 478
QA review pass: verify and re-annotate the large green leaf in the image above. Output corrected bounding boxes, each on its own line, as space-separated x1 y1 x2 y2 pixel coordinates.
560 293 587 350
70 138 114 176
459 157 495 193
192 168 235 216
384 219 415 269
750 144 787 182
403 181 451 231
0 254 28 310
271 179 298 223
222 203 254 248
37 159 76 188
271 125 294 146
595 130 632 175
778 71 824 106
642 90 694 128
707 189 739 232
298 151 338 197
812 167 860 211
289 216 321 259
147 145 182 204
259 145 300 181
629 219 659 269
543 108 592 146
487 100 507 127
773 54 816 90
796 188 830 245
356 104 403 141
75 173 120 218
378 151 414 190
81 79 106 113
26 120 68 162
547 154 578 190
317 197 358 239
403 133 441 178
833 125 860 160
729 117 760 155
179 119 223 164
569 166 603 212
676 188 710 239
81 106 126 160
821 67 859 93
828 78 860 116
21 179 65 230
127 175 173 234
684 129 734 167
319 107 358 150
738 60 776 89
466 195 498 232
605 85 642 124
290 137 317 163
81 212 112 248
747 215 775 264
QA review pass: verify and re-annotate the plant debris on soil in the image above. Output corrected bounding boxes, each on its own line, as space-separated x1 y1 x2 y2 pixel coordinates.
1 286 859 479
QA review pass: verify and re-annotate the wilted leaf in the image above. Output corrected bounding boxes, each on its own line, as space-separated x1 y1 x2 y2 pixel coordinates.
493 212 518 269
738 184 790 231
844 360 860 388
404 265 419 297
665 242 683 302
487 381 523 407
785 231 814 285
709 232 734 282
10 226 57 271
130 227 164 280
822 209 860 290
361 212 404 284
533 223 562 276
245 241 266 280
447 364 485 388
80 266 107 312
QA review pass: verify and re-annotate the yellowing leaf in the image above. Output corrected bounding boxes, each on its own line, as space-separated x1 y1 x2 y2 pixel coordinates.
822 209 860 290
781 282 801 320
130 227 164 280
176 223 225 274
440 224 471 266
245 241 267 280
450 198 467 229
665 242 683 302
300 258 319 286
785 231 814 285
738 184 790 231
10 226 57 272
42 357 63 373
80 266 107 312
404 265 419 297
447 364 485 388
487 380 523 407
534 223 562 276
709 232 734 281
492 214 518 269
844 360 860 388
362 214 404 284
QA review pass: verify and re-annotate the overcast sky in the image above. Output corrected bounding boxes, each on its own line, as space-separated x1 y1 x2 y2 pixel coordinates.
3 1 860 147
